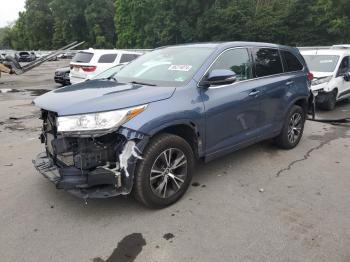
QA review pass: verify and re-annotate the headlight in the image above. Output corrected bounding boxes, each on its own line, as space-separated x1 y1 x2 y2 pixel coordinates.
312 76 332 86
57 105 147 133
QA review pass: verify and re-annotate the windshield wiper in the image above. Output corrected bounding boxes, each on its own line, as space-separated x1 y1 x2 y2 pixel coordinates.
129 81 157 86
107 75 118 81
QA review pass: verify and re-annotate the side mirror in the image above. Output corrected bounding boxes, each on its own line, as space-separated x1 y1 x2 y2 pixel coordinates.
344 72 350 82
200 69 237 87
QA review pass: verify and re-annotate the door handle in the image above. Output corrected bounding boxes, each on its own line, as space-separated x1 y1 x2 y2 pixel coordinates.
249 90 260 96
286 81 294 86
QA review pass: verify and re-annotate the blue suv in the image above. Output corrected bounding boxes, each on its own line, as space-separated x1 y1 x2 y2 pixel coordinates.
33 42 312 208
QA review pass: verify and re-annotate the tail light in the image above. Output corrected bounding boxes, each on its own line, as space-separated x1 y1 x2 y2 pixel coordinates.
307 72 314 81
70 64 97 72
81 66 97 72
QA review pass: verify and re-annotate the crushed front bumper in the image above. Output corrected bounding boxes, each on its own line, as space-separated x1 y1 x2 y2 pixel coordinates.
33 152 61 184
33 109 149 199
33 151 125 198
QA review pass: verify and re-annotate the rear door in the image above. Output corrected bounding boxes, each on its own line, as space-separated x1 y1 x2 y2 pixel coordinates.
251 47 294 136
202 48 264 157
335 56 350 99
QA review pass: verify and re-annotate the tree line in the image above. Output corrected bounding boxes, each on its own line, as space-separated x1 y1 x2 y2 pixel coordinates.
1 0 350 50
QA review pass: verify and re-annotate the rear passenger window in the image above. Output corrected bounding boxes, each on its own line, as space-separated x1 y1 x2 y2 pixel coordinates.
209 48 252 81
253 48 283 77
98 54 118 63
281 50 303 72
120 54 140 63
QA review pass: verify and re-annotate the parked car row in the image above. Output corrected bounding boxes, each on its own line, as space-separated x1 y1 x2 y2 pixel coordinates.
15 51 37 62
5 50 75 64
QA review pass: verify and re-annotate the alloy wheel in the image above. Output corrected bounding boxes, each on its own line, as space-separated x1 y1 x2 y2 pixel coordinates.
149 148 188 199
288 112 303 144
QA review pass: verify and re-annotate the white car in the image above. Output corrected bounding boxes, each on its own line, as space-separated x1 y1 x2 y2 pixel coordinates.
69 49 142 84
301 49 350 110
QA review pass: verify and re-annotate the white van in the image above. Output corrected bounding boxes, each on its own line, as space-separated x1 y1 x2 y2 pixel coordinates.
69 49 142 84
301 49 350 110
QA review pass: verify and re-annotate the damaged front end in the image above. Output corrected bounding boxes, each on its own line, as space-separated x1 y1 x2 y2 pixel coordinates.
33 110 149 199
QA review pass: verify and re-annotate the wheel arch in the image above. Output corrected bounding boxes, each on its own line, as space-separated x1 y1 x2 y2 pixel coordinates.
294 97 309 114
148 122 203 159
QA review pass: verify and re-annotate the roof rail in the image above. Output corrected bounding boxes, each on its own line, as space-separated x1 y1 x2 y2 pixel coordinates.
330 44 350 49
297 46 331 50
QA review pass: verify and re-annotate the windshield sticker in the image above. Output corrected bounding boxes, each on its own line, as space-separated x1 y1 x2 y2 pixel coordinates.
320 60 334 63
168 65 192 71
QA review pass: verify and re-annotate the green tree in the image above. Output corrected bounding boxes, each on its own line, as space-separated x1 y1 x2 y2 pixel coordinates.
24 0 54 49
85 0 116 48
50 0 89 48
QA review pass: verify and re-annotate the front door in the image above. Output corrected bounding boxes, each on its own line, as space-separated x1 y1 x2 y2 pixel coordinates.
335 56 350 99
201 48 264 157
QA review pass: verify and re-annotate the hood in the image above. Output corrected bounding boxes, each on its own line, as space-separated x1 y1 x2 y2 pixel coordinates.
34 80 176 116
310 71 334 78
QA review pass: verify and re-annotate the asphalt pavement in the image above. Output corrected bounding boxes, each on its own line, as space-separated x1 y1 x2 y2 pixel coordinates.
0 61 349 262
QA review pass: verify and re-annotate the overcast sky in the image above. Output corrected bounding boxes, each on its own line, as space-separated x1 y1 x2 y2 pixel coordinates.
0 0 26 27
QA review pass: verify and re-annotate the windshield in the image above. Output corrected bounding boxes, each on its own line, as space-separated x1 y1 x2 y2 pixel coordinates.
92 64 125 80
303 55 340 73
116 47 215 86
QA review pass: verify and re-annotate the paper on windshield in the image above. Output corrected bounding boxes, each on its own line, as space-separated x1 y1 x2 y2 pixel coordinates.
168 65 192 71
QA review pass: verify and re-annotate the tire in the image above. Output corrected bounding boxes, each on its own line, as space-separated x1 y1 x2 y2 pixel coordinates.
274 105 305 149
133 134 194 208
319 91 336 111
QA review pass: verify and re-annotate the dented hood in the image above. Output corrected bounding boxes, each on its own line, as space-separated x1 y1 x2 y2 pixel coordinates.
34 79 176 116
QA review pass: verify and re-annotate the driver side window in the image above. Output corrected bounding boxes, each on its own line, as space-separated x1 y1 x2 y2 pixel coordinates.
337 56 349 76
209 48 252 82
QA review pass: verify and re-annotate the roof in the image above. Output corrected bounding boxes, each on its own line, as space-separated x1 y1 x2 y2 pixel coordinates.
300 49 350 56
80 49 143 55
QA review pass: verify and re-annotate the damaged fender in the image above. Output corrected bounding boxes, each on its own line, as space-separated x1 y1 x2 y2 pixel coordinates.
116 127 150 195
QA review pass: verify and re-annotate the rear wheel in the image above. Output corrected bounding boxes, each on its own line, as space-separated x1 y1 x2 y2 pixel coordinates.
274 105 305 149
133 134 194 208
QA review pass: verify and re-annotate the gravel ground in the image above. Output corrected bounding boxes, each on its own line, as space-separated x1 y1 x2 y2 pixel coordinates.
0 61 349 262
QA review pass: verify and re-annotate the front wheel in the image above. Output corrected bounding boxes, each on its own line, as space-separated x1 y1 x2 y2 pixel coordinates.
133 134 194 208
274 105 305 149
